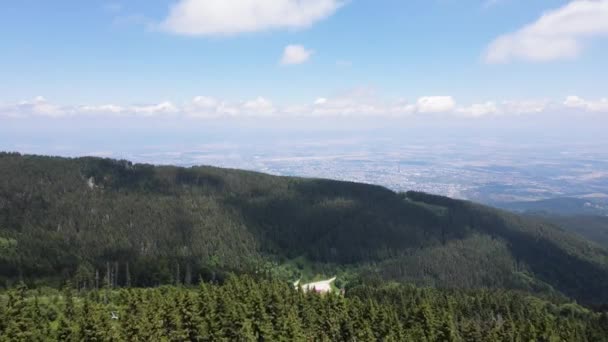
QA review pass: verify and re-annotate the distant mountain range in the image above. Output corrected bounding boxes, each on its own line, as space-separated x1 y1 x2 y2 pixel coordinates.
1 152 608 306
495 197 608 216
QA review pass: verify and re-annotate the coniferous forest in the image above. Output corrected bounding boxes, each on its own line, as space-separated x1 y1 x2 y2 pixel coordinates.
2 152 608 340
2 276 608 341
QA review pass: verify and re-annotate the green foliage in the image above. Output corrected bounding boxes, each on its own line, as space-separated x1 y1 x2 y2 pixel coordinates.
538 214 608 248
1 276 606 341
2 153 608 307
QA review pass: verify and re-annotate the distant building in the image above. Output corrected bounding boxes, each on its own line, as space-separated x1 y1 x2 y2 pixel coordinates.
295 277 337 294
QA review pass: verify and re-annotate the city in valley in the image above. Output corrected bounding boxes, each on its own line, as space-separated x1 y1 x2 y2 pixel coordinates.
29 133 605 210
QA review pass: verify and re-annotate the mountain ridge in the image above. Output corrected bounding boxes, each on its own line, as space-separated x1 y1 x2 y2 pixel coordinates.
1 152 608 306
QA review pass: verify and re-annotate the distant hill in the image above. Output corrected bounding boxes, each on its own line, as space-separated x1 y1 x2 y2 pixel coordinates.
496 197 608 216
1 152 608 306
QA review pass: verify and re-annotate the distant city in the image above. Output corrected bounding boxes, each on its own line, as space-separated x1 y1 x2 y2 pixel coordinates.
74 135 608 207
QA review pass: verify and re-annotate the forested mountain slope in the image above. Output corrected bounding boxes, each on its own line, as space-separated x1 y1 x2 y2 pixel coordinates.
1 153 608 305
529 214 608 249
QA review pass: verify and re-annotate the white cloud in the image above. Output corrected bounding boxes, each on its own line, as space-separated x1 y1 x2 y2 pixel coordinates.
314 97 328 105
416 96 456 113
3 94 606 120
185 96 277 118
564 95 608 112
485 0 608 63
25 96 65 117
185 96 240 118
0 97 180 118
280 45 313 65
130 101 178 116
0 96 66 118
501 100 549 114
457 102 499 117
161 0 342 36
564 95 587 108
309 96 382 117
243 97 276 116
80 104 124 114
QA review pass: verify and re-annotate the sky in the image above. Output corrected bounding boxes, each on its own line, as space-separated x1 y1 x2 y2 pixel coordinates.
1 0 608 155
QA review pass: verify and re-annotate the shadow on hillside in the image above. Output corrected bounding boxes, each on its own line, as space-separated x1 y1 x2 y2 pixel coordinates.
407 191 608 305
225 179 468 264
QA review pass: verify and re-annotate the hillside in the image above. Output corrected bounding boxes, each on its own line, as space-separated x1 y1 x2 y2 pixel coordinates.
531 214 608 249
1 152 608 306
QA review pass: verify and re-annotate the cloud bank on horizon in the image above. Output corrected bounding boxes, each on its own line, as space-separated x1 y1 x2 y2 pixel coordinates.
2 94 606 119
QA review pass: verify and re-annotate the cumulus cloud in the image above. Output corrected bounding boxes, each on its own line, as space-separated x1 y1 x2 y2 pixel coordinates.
185 96 240 118
564 95 608 112
500 100 549 114
280 45 313 65
484 0 608 63
160 0 342 36
314 97 328 105
457 102 499 117
2 94 606 120
79 102 178 117
243 97 276 115
309 95 385 117
80 104 124 114
130 101 178 116
0 96 67 118
0 97 180 118
416 96 456 113
26 96 66 117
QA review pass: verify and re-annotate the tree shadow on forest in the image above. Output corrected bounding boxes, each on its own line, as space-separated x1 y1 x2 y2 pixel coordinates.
225 179 466 264
407 191 608 306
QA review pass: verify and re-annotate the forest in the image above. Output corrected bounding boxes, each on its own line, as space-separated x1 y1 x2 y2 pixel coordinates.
529 214 608 249
2 275 608 341
2 152 608 334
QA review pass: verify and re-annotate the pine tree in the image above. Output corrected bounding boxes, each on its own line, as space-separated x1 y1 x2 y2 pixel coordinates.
282 305 305 341
63 284 75 321
140 290 165 341
121 290 142 340
160 293 182 341
197 282 222 339
3 283 34 342
437 311 460 342
521 319 537 342
250 293 273 341
178 292 201 341
0 296 6 336
216 292 243 340
28 296 48 340
78 298 107 342
460 320 483 342
414 300 437 341
236 319 257 341
56 316 74 342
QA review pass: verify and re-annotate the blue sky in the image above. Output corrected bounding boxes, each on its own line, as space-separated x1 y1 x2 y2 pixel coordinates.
1 0 607 103
1 0 607 135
